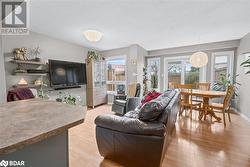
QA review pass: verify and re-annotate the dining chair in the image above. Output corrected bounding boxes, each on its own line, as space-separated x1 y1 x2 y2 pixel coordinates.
168 82 178 89
207 85 234 126
196 83 211 90
193 83 211 103
176 84 202 119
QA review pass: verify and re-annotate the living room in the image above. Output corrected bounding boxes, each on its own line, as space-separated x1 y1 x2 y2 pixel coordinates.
0 0 250 167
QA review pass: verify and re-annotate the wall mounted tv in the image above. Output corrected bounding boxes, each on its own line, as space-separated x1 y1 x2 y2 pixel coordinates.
49 59 86 90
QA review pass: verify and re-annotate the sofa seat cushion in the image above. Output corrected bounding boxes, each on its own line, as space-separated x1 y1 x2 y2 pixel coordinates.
114 99 127 106
95 114 166 137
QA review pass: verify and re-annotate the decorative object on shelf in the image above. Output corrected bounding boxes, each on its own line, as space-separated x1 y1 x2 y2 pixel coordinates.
13 48 28 61
18 78 28 86
56 92 82 105
143 67 149 96
240 53 250 75
83 30 103 42
190 51 208 68
87 49 101 63
150 63 158 89
34 77 48 98
29 46 41 62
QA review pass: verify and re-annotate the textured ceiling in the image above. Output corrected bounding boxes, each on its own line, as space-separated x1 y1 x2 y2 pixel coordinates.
30 0 250 50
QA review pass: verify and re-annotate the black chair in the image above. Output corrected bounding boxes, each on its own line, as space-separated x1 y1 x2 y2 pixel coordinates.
112 83 141 115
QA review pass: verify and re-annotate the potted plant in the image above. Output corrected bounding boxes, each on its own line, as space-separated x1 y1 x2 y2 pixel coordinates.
56 92 82 105
143 67 149 95
87 49 101 63
240 54 250 74
212 73 241 108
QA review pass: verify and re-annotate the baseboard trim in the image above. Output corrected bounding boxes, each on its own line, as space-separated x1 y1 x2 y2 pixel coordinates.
239 112 250 123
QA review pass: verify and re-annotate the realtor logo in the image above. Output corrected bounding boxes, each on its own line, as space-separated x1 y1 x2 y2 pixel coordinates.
0 160 8 167
0 160 25 167
1 0 29 35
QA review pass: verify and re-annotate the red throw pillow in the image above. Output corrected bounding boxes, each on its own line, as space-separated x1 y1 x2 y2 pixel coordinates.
141 90 161 106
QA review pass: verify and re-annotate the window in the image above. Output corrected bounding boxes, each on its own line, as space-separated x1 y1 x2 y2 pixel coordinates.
164 56 204 89
211 51 234 87
184 62 200 84
147 58 161 91
106 56 126 93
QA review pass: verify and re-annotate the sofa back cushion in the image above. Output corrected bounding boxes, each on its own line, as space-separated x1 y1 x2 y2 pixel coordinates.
138 90 177 122
157 90 178 124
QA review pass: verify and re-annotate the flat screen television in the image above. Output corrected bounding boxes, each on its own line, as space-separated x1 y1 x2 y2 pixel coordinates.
49 59 86 89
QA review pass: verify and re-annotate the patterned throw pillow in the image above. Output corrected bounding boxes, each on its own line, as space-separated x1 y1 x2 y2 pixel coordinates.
141 90 162 106
138 101 164 121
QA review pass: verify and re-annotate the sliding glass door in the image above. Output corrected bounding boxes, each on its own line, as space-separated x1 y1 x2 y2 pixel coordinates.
167 61 182 87
164 57 201 89
147 58 161 91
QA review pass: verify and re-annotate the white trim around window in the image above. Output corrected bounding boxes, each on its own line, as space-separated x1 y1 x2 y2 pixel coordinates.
210 51 234 85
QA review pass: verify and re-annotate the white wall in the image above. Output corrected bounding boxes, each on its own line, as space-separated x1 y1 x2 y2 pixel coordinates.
2 31 88 104
236 32 250 119
0 36 7 104
148 40 240 56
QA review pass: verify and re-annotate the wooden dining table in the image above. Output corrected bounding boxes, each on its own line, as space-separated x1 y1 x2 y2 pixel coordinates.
181 89 226 121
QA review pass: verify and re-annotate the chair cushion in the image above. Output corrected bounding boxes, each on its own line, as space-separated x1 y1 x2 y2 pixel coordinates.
138 101 164 121
114 99 127 106
210 102 223 109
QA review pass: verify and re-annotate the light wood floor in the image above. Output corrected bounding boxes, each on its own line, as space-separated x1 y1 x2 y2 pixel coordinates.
69 105 250 167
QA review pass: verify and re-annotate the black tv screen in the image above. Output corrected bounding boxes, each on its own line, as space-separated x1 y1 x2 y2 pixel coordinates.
49 59 86 88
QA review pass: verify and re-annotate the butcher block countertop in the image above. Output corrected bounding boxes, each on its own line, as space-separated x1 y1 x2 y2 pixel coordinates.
0 99 86 155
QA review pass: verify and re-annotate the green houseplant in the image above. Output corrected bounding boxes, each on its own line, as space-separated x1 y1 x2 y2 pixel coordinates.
87 49 101 63
143 67 149 95
240 55 250 74
56 92 82 105
213 73 241 108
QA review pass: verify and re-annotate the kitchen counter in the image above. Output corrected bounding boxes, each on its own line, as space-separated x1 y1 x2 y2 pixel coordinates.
0 99 86 167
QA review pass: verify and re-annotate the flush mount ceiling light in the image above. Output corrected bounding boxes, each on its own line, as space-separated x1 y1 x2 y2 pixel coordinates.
190 51 208 68
83 30 103 42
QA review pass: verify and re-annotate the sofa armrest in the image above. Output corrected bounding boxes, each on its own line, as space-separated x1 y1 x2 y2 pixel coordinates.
126 97 141 113
95 114 165 137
